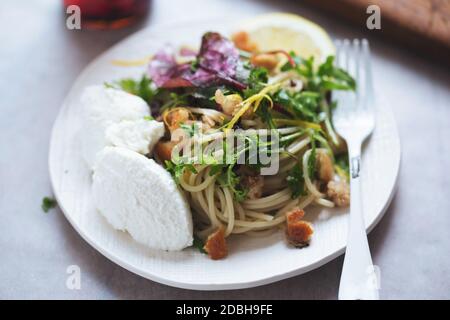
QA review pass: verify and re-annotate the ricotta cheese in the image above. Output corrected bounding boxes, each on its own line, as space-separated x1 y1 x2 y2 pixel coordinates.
92 147 193 251
80 86 163 169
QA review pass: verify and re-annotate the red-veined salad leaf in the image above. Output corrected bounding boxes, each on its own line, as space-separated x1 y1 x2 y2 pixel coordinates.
148 32 246 90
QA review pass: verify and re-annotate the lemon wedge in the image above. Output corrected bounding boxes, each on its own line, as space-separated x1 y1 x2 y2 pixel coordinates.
233 12 335 62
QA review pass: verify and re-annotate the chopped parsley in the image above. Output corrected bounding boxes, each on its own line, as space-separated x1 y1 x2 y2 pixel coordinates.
165 161 197 183
106 75 157 103
193 235 206 254
41 197 57 213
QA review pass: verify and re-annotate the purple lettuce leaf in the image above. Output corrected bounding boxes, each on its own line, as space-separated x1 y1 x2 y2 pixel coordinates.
148 32 246 90
197 32 239 78
148 46 192 88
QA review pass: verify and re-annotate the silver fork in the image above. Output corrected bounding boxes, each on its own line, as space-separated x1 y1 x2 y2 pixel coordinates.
333 39 378 300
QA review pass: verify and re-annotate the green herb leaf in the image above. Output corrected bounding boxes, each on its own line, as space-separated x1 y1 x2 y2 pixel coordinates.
281 54 355 93
255 100 277 130
192 235 207 254
318 56 356 91
243 67 269 98
307 132 317 179
190 59 200 72
274 89 321 122
209 164 225 176
41 197 57 213
277 53 355 149
216 166 248 202
286 164 307 199
233 188 248 202
180 122 199 137
159 91 190 112
335 153 350 181
164 161 197 183
115 75 158 103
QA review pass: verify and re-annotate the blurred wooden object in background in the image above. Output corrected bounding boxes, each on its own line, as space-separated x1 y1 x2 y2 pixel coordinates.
303 0 450 66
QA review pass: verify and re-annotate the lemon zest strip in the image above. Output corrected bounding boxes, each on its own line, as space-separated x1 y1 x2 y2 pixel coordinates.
273 118 322 130
111 55 153 67
225 83 280 130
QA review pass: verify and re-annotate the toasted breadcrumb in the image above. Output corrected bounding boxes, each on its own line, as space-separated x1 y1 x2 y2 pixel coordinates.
214 89 251 119
154 140 177 162
327 180 350 207
250 53 279 70
316 150 334 183
164 108 190 131
231 31 258 53
203 228 228 260
285 208 314 248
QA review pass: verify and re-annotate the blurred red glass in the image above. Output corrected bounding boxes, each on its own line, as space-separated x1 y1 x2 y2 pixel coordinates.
64 0 150 29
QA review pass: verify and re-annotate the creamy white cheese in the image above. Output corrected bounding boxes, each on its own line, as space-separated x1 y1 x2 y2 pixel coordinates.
92 147 193 251
105 119 165 156
80 86 164 169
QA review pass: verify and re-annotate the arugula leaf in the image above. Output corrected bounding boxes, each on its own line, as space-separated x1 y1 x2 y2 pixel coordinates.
192 235 207 254
281 53 355 93
233 188 248 203
274 89 321 122
248 67 268 84
278 53 355 148
164 161 197 183
180 122 199 137
209 164 225 176
243 67 269 98
255 102 277 130
159 91 190 112
335 153 350 181
285 130 325 199
286 164 307 199
41 197 57 213
115 75 157 102
143 115 154 121
318 56 356 91
190 59 200 72
280 51 301 71
307 132 317 179
216 166 248 202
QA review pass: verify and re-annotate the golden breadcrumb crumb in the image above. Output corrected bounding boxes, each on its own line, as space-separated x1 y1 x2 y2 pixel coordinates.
285 208 314 248
204 228 228 260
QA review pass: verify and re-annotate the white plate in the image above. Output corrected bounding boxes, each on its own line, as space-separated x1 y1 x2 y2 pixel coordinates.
49 19 400 290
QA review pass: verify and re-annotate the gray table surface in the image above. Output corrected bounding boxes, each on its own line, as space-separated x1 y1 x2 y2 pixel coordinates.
1 0 449 300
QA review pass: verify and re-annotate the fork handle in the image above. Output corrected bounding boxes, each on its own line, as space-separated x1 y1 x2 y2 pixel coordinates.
338 143 379 300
